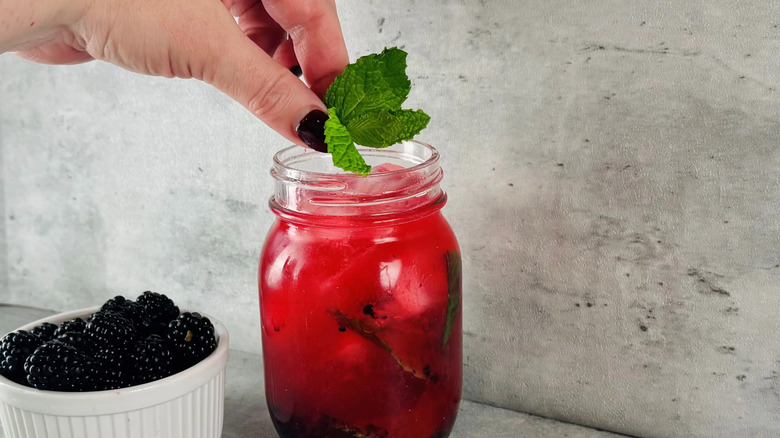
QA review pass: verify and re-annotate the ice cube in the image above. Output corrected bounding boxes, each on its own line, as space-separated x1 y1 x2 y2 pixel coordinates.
346 162 424 197
372 163 406 173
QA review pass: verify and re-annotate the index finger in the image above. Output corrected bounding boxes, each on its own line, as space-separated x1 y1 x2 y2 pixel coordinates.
261 0 348 97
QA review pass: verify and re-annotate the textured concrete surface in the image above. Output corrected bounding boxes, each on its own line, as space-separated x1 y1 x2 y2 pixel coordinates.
0 306 625 438
0 134 6 295
2 0 780 437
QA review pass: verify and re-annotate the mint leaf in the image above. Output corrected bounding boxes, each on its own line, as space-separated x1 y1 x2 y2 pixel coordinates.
390 109 430 141
324 108 371 175
330 309 427 380
322 48 430 175
324 47 411 124
345 111 402 148
442 250 462 348
346 109 431 148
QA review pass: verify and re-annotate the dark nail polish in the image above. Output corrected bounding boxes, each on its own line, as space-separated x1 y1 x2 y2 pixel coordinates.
296 109 328 152
289 65 302 77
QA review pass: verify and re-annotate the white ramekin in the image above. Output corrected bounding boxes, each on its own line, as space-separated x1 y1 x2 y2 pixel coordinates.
0 306 229 438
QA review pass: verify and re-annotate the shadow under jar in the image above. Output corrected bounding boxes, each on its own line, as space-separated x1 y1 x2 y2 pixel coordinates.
259 141 462 438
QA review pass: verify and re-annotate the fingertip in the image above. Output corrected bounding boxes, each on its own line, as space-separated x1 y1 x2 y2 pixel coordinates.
262 0 348 98
295 109 329 152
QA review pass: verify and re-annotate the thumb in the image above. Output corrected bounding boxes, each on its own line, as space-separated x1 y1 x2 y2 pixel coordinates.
204 32 328 150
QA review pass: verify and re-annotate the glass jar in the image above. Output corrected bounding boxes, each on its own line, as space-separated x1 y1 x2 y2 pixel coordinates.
259 141 462 438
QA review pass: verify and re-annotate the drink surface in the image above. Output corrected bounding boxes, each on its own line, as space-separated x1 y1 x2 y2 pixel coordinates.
259 210 462 438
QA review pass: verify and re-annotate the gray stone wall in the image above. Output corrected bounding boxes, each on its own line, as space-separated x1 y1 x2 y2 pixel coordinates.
0 131 6 294
1 1 779 436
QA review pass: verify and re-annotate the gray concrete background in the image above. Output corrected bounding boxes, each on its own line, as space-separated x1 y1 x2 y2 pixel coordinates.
0 132 6 295
1 0 780 437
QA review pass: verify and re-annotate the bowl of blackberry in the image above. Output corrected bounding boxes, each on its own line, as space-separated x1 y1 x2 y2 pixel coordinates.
0 292 229 438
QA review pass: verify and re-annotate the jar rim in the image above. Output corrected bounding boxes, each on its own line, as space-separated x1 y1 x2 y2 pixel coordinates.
272 140 440 184
269 140 445 224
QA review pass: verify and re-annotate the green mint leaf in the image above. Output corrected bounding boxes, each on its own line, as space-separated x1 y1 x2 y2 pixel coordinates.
330 309 427 380
442 250 462 348
324 47 411 124
324 108 371 175
346 109 431 148
322 48 430 175
390 109 431 142
345 110 402 148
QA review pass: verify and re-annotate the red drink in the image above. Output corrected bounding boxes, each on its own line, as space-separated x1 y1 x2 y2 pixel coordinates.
259 143 462 438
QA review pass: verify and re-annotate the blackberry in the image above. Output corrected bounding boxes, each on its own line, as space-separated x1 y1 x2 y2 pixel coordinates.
100 295 169 338
136 317 169 339
56 331 93 353
132 335 174 385
137 291 180 325
167 312 217 370
30 322 58 342
94 348 133 390
24 340 100 391
85 311 137 350
53 318 86 338
100 296 145 325
0 331 41 385
100 295 130 312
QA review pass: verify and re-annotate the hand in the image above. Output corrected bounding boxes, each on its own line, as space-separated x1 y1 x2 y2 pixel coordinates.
2 0 347 148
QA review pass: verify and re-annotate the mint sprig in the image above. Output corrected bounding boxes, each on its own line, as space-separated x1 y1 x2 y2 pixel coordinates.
324 108 371 175
323 48 430 175
442 250 462 348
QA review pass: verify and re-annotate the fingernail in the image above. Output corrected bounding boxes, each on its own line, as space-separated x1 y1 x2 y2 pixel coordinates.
289 65 302 77
296 109 328 152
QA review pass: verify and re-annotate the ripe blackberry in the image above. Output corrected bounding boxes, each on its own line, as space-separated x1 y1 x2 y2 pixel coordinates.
100 296 145 325
100 295 130 312
137 291 180 325
53 318 86 338
56 331 93 353
24 340 100 391
137 317 169 339
0 331 41 385
86 311 137 350
94 348 133 390
167 312 217 370
30 322 58 342
132 335 174 385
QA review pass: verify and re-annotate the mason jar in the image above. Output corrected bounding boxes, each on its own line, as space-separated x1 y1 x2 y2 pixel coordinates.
259 141 462 438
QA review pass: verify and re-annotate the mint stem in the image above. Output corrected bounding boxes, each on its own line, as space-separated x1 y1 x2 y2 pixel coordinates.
329 309 426 380
442 250 462 348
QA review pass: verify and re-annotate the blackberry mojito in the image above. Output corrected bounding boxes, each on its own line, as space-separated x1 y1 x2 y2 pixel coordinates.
259 142 462 437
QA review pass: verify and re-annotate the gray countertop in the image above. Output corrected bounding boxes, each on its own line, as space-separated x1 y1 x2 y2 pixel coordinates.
0 305 624 438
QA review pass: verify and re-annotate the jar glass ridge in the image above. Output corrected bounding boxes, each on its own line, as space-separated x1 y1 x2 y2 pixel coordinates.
269 141 446 224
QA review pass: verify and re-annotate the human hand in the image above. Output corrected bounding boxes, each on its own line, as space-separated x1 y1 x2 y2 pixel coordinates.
1 0 347 149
